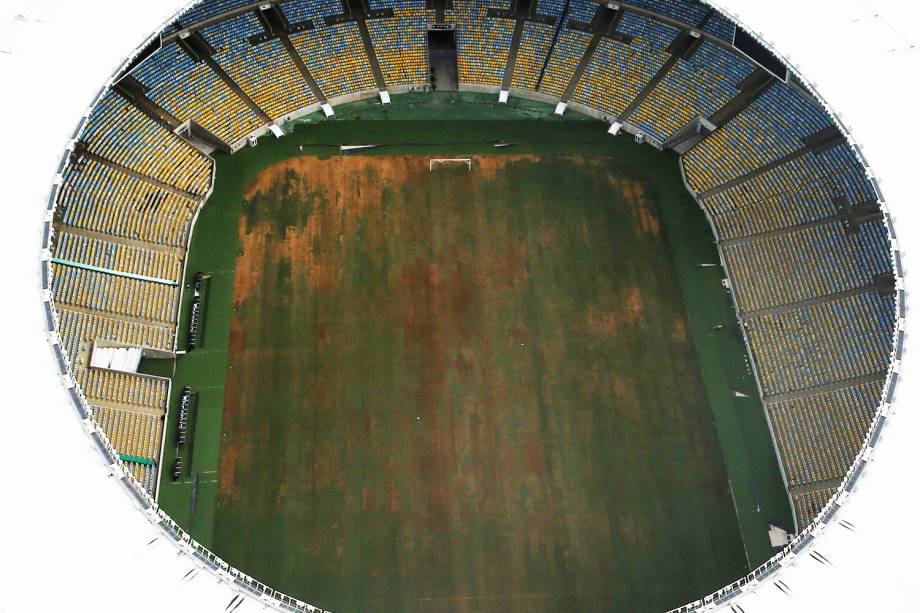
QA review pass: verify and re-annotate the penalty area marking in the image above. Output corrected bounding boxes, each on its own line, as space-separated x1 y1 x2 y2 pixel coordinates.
429 158 472 171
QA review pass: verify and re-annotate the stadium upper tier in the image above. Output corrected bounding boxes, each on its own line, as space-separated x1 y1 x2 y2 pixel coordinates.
44 0 898 611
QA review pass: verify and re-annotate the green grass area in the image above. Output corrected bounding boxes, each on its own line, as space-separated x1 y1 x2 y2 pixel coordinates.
157 93 792 612
651 177 794 568
137 357 174 379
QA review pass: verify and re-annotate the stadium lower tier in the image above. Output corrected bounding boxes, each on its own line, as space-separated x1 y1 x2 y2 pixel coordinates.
49 171 202 496
686 135 895 527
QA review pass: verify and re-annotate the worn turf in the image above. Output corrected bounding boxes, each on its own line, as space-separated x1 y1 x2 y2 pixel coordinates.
156 96 793 613
207 154 743 612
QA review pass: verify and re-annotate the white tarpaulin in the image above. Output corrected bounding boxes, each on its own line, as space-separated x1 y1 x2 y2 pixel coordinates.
89 345 142 373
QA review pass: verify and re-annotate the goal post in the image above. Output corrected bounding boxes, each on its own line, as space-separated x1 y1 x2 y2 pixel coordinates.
429 158 472 171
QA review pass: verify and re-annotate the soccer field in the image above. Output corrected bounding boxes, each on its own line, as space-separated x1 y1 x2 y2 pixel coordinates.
157 99 792 613
228 153 742 611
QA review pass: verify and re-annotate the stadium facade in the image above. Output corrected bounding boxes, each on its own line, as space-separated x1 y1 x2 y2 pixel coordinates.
38 1 903 611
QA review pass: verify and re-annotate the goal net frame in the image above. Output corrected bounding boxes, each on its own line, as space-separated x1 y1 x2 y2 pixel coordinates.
429 158 472 171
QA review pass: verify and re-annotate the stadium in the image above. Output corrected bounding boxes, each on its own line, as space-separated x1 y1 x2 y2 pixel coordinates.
32 0 906 611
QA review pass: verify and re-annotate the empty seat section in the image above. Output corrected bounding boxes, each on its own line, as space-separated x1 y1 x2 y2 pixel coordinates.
626 0 709 26
704 144 876 240
55 308 174 369
677 75 893 530
94 399 163 494
93 406 164 459
280 0 342 24
50 263 180 324
683 80 834 192
793 486 837 525
368 0 426 8
81 370 168 417
631 40 754 142
368 8 429 86
510 21 556 91
814 141 877 207
204 12 316 119
532 0 601 97
129 462 159 493
53 232 184 283
174 0 255 29
56 158 198 247
722 219 891 312
744 291 896 396
81 90 213 196
570 37 626 114
768 381 881 489
278 0 344 26
130 41 262 143
572 12 678 117
456 0 515 86
290 22 377 98
563 0 598 24
535 0 566 19
538 28 591 97
702 11 736 41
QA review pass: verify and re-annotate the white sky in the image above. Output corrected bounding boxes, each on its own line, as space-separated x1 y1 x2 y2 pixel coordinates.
0 1 917 611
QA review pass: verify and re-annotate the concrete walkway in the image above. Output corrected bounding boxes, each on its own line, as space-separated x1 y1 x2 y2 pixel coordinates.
789 477 848 497
52 224 186 257
700 133 846 201
54 302 178 331
51 257 179 286
718 213 844 247
741 283 889 320
82 151 201 201
762 371 888 405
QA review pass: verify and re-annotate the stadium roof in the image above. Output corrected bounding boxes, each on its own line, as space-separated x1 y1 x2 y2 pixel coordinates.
0 1 918 611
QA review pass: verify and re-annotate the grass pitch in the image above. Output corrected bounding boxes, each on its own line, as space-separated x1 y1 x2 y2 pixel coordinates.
216 154 742 611
158 98 793 613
